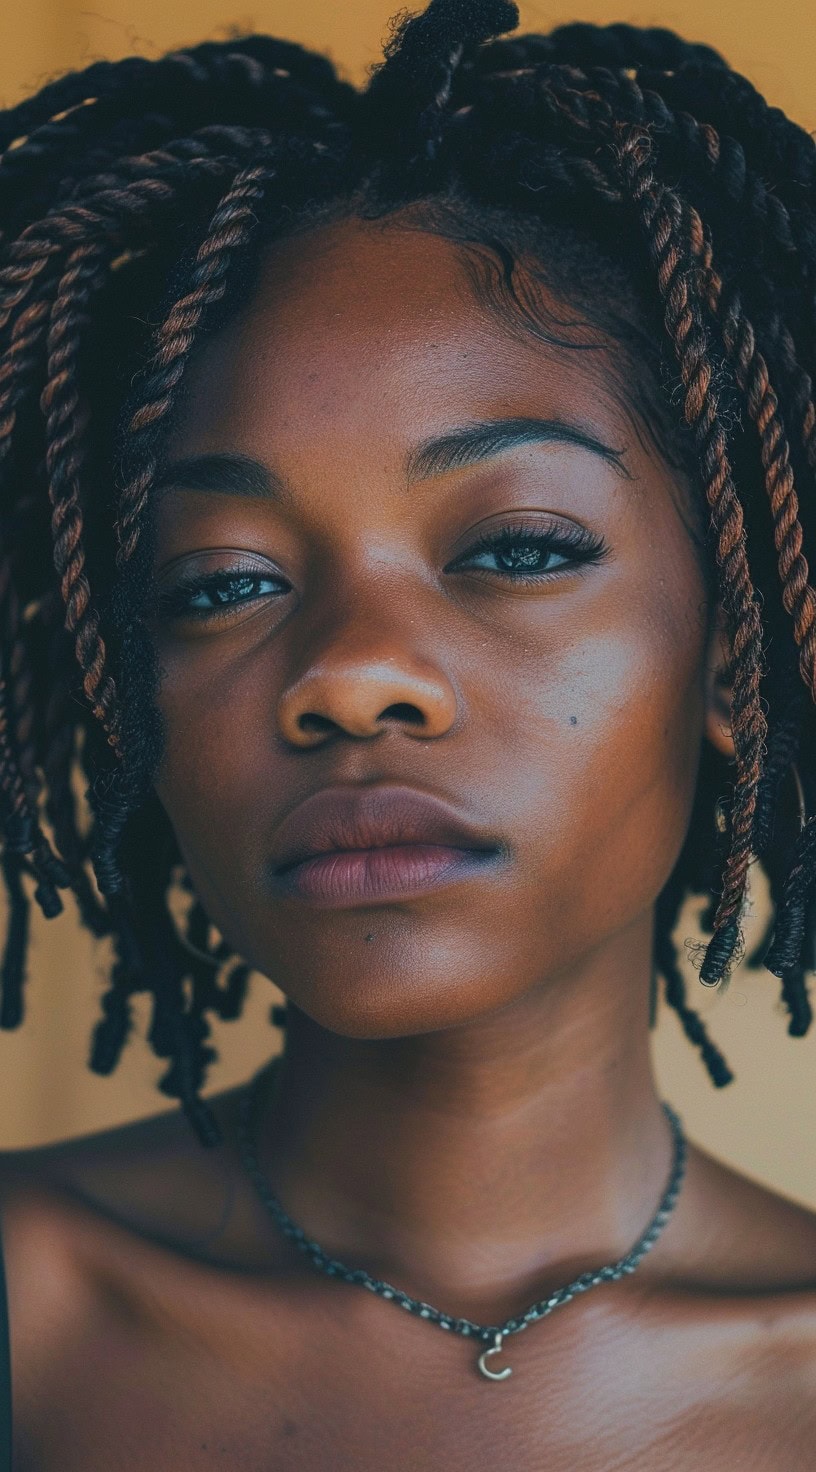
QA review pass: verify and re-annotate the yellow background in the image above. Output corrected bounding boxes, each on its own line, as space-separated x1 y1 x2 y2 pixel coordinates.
1 0 814 125
0 1 814 1215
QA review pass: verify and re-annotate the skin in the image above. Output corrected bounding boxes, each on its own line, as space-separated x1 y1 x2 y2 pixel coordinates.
2 214 816 1470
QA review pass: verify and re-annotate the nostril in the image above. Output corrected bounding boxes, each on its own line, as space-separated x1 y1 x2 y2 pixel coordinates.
292 704 426 742
297 713 336 735
381 703 425 725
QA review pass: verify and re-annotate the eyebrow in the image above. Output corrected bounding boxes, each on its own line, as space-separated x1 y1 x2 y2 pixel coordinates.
407 416 631 483
154 416 632 501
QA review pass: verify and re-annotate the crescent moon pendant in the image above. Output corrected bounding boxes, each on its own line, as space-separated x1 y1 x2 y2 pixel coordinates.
477 1332 512 1380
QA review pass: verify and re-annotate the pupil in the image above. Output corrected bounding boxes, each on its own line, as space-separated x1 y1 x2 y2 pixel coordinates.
217 575 255 603
499 544 542 571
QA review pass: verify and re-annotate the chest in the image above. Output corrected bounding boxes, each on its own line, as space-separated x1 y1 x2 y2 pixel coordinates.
15 1290 815 1472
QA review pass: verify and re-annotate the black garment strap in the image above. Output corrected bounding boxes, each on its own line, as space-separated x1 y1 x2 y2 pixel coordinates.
0 1215 11 1472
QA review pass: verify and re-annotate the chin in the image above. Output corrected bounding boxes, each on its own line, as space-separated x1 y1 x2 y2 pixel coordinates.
263 959 522 1042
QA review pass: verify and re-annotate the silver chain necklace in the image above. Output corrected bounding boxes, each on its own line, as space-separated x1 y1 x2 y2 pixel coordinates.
237 1058 687 1380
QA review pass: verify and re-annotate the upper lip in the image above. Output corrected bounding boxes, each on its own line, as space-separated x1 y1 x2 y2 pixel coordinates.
271 785 500 874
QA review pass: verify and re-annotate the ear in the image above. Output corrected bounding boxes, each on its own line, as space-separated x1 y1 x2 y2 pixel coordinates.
703 602 736 761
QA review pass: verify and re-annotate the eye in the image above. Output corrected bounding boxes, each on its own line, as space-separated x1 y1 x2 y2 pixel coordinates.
157 560 288 622
449 518 608 584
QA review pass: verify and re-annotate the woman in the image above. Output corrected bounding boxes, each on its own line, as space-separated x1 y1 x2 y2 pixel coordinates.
0 0 815 1463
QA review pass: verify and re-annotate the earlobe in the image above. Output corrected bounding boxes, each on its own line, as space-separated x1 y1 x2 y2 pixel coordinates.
703 604 736 761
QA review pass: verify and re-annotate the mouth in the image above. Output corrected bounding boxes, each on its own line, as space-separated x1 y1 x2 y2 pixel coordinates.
269 842 502 908
268 783 504 907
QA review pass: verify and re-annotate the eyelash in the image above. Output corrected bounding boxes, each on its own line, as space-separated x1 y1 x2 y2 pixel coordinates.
156 520 608 623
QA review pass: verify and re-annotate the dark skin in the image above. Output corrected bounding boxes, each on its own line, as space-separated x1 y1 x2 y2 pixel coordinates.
2 215 816 1471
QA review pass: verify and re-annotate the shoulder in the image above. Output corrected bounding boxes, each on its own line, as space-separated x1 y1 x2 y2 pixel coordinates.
0 1085 254 1464
0 1081 248 1257
0 1085 249 1328
0 1148 104 1470
682 1140 816 1296
658 1140 816 1415
0 1105 191 1356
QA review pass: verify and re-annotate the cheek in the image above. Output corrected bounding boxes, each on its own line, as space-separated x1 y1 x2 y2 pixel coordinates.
471 561 708 969
149 648 274 940
530 599 707 934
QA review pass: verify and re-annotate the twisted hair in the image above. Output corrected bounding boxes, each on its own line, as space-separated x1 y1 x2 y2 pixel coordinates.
1 0 814 1144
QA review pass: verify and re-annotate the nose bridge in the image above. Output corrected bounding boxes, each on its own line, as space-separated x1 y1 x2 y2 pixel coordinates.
276 555 459 744
312 545 422 647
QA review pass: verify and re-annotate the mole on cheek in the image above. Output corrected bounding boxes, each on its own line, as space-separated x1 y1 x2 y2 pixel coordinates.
569 716 579 726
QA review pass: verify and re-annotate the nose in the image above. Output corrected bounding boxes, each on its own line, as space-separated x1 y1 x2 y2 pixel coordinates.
275 600 459 748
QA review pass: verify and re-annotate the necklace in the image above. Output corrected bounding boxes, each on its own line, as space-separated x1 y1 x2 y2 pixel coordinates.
237 1057 687 1381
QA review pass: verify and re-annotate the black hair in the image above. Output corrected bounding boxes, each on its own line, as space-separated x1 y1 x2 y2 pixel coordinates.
0 0 814 1145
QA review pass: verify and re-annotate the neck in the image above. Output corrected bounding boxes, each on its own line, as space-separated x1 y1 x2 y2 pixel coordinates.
250 912 681 1324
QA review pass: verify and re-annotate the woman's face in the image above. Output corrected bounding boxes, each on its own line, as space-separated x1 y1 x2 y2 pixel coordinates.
149 215 729 1038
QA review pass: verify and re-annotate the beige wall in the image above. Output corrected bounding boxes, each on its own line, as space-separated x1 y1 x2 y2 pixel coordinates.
0 1 814 124
0 1 814 1214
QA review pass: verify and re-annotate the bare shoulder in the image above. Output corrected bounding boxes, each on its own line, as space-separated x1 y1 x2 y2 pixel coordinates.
0 1081 247 1246
672 1139 816 1406
0 1085 258 1467
0 1100 203 1336
684 1138 816 1292
0 1082 254 1350
0 1146 110 1471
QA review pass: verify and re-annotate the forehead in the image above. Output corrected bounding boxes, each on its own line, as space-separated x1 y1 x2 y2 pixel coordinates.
159 216 710 612
169 215 645 457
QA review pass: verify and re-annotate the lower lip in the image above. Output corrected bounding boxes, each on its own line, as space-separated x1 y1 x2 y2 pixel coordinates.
270 844 500 907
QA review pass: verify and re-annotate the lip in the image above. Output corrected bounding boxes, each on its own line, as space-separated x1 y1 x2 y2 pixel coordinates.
269 784 502 907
